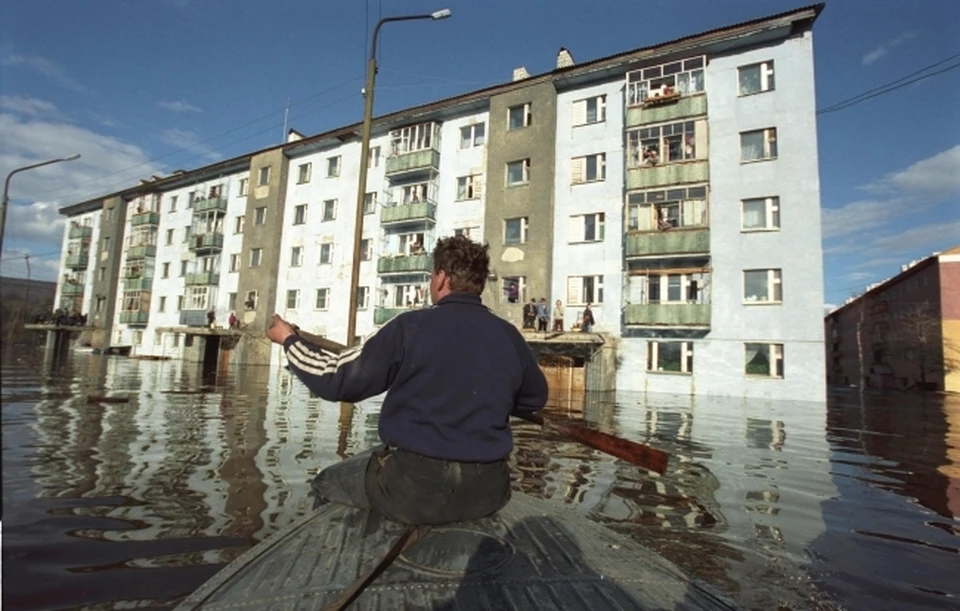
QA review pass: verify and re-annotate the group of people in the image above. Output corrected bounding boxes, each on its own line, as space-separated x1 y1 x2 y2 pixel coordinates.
521 298 595 333
36 309 87 327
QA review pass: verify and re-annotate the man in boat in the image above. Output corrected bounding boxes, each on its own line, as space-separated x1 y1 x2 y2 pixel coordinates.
267 235 549 525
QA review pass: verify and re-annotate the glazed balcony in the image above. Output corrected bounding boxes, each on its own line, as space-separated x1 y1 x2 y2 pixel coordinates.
194 196 228 214
385 148 440 178
119 311 149 325
374 307 407 325
189 232 224 252
68 225 93 239
127 244 157 260
380 201 437 226
624 303 711 327
626 160 709 190
179 310 209 327
377 253 433 275
61 283 84 296
65 254 89 269
185 271 220 286
625 228 709 257
626 94 707 128
131 211 160 226
124 276 153 291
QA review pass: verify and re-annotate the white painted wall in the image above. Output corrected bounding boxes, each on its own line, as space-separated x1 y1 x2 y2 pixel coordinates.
56 208 101 317
437 112 489 242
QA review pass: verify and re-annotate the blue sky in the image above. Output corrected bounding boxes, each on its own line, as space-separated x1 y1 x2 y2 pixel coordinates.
1 0 957 308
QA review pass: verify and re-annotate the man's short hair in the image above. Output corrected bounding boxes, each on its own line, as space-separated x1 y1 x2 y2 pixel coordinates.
433 235 489 295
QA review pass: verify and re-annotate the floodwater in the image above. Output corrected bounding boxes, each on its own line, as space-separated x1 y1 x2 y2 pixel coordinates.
2 348 958 610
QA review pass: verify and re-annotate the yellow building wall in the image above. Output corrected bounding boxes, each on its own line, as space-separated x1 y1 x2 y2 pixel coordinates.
943 319 960 394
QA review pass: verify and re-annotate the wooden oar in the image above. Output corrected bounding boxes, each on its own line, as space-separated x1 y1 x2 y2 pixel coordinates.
290 327 669 474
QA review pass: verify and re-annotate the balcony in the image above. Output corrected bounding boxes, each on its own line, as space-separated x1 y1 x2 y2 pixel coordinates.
626 94 707 128
374 307 407 325
65 254 89 269
626 160 709 191
61 283 84 296
626 228 709 257
131 211 160 226
124 276 153 291
120 311 149 325
68 225 93 239
185 271 220 286
380 201 437 226
179 310 209 327
189 233 224 252
624 303 711 327
127 244 157 260
194 196 228 214
385 148 440 178
377 253 433 275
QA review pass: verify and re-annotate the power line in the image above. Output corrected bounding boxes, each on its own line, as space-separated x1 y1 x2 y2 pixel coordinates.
0 250 62 263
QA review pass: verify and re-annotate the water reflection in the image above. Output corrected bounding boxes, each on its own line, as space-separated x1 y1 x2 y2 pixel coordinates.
2 351 959 610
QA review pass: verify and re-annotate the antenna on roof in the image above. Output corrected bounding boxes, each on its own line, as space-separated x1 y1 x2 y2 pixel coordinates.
281 97 290 144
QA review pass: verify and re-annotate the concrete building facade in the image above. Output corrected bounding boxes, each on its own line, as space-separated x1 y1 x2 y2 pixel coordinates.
53 4 827 400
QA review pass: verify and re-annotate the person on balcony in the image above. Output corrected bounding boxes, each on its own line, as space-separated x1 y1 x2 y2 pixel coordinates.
552 299 564 332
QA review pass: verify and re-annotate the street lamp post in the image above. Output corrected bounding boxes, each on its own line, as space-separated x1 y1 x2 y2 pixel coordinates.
344 8 451 346
0 154 82 256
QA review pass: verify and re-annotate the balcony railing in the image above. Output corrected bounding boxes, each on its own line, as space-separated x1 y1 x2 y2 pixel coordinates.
626 160 709 190
65 254 89 269
374 307 408 325
127 244 157 259
385 148 440 178
131 211 160 226
626 94 707 128
185 271 220 286
124 276 153 291
189 233 224 252
626 228 709 257
119 311 149 325
193 196 228 214
377 253 433 275
380 201 437 226
61 283 84 296
68 225 93 239
624 303 711 327
179 310 209 327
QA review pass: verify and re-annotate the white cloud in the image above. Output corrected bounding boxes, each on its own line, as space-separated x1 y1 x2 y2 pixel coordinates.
862 31 917 66
0 249 62 282
863 220 960 256
0 53 88 92
158 100 202 113
0 95 63 118
159 128 221 163
866 145 960 199
5 201 66 245
823 303 837 315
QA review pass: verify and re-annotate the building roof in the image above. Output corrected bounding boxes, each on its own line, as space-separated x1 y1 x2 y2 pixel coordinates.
60 3 824 218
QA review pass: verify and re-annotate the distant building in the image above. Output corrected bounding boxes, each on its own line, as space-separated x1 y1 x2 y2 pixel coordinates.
54 4 826 400
825 245 960 393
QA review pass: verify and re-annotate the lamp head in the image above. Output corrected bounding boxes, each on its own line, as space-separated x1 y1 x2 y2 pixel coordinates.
431 8 451 19
63 154 81 161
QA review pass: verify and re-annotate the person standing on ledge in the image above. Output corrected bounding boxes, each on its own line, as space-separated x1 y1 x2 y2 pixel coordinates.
266 235 549 525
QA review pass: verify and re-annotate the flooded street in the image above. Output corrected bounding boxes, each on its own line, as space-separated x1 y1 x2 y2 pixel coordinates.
2 349 958 610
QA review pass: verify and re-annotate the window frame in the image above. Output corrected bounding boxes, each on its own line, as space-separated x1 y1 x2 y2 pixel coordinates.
741 197 781 232
297 162 312 184
505 159 531 187
504 217 529 245
290 246 304 267
626 185 709 232
572 95 607 126
507 103 532 130
322 199 337 221
626 56 705 106
315 287 330 310
738 60 775 96
254 207 266 226
249 247 263 268
286 289 300 310
257 166 271 186
501 275 526 304
357 286 370 310
229 253 241 273
319 242 334 264
326 155 341 178
456 174 483 201
568 212 606 243
571 153 607 184
459 122 486 149
627 119 704 168
740 128 778 163
364 192 377 214
293 204 308 225
647 340 694 374
566 275 604 306
743 269 783 304
238 178 248 196
234 215 245 234
745 343 784 378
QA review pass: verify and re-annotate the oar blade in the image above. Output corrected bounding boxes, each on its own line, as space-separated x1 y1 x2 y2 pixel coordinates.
545 419 669 474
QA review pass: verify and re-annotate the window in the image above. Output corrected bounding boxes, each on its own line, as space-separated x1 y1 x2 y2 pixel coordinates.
319 242 333 264
627 120 705 167
745 343 784 378
742 197 780 231
95 296 105 312
456 175 483 200
460 123 486 148
297 163 312 184
454 226 481 242
632 272 709 304
250 248 262 268
258 166 271 186
743 269 782 303
626 56 705 105
293 204 307 225
360 238 373 261
626 186 708 231
326 155 341 177
254 207 266 226
162 262 170 278
502 276 525 304
506 159 531 186
180 261 188 277
244 290 258 310
97 267 105 282
186 286 210 310
322 199 337 221
568 213 605 243
165 229 174 245
234 215 245 234
368 146 381 168
508 103 532 130
229 253 240 272
647 341 694 374
571 153 606 183
286 289 300 310
102 236 111 253
158 296 167 313
228 292 237 310
740 128 778 162
315 288 330 310
357 286 369 310
504 217 529 245
238 178 248 196
187 191 196 208
739 61 775 95
169 195 178 212
106 207 114 221
401 183 429 204
176 296 184 312
399 232 426 255
134 330 143 345
573 95 606 125
290 246 303 267
364 192 377 214
390 123 437 155
567 275 603 305
154 331 162 346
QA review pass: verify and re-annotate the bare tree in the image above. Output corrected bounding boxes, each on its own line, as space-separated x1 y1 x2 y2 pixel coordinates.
887 301 958 391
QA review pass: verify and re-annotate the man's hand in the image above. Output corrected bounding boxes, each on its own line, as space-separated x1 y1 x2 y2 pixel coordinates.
266 314 297 345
